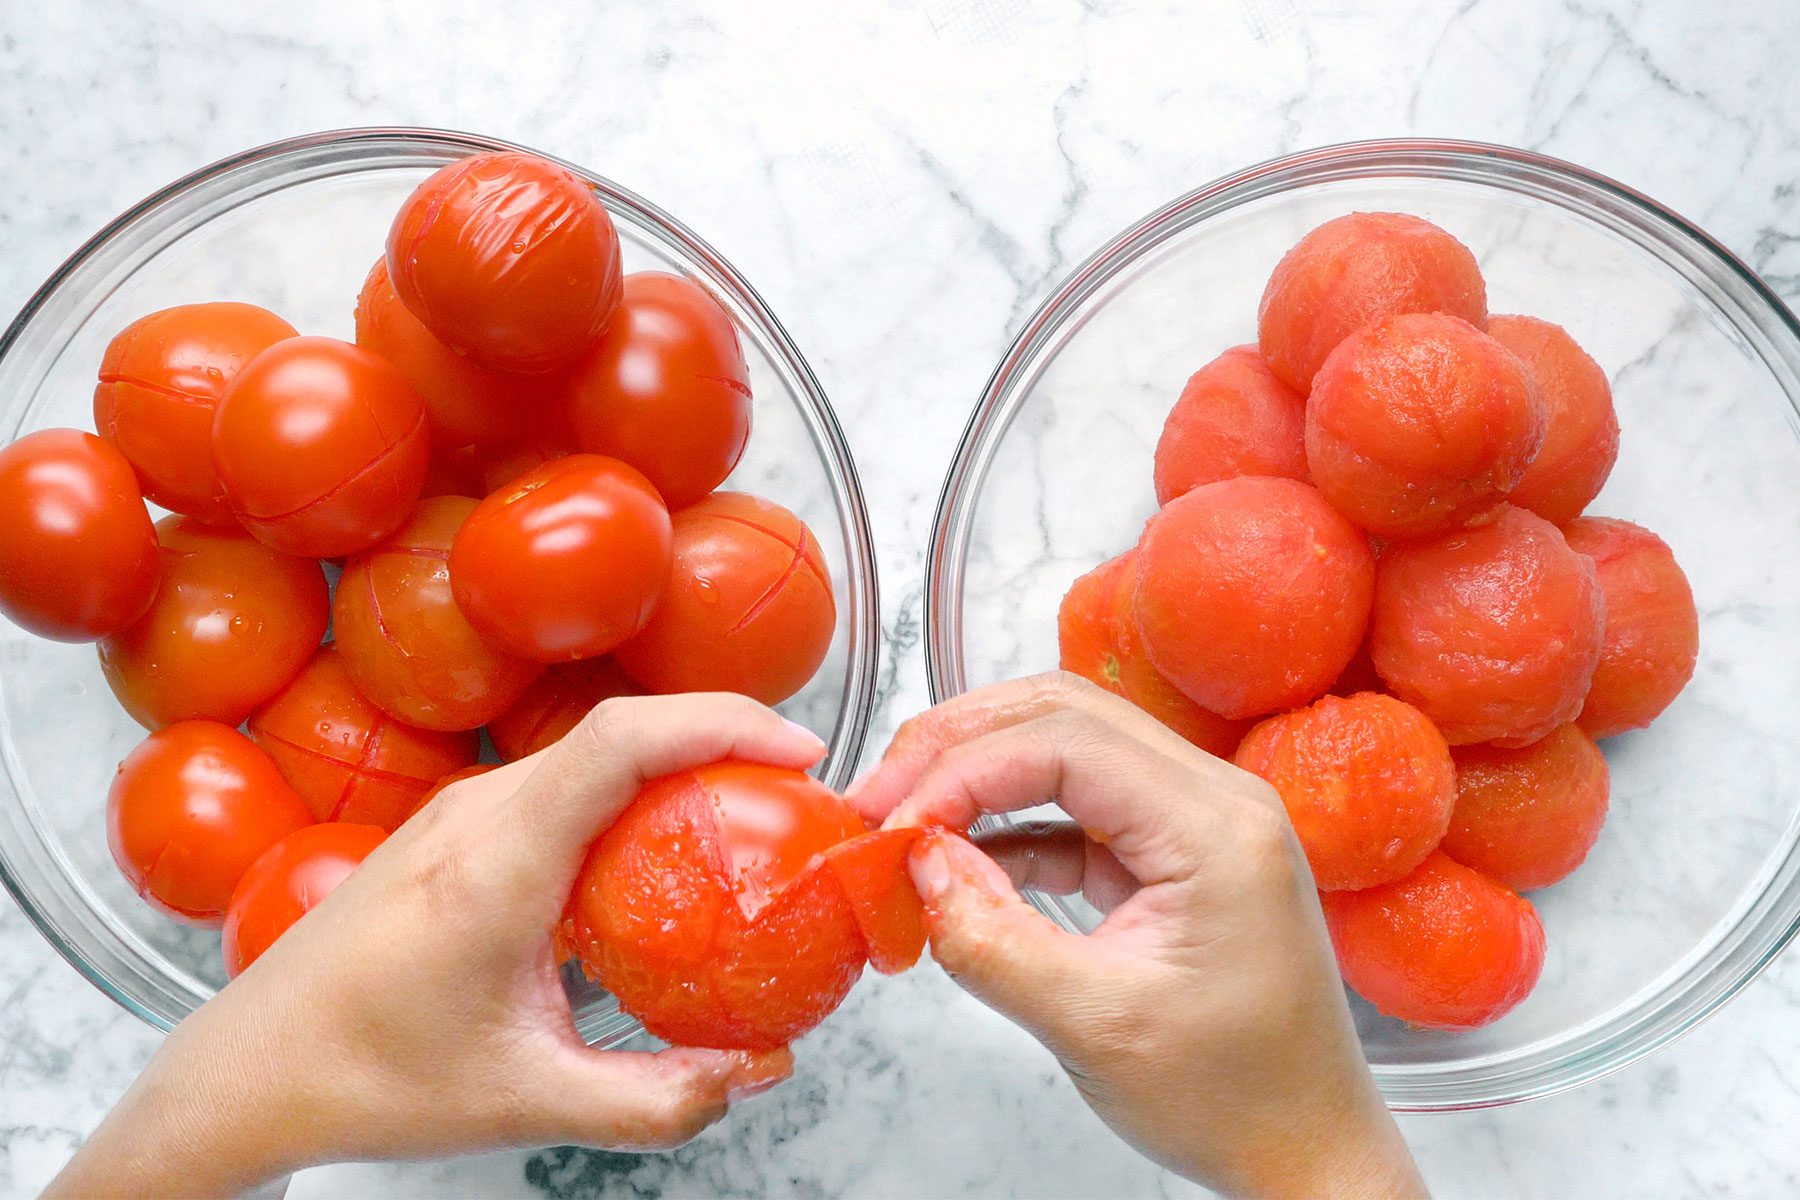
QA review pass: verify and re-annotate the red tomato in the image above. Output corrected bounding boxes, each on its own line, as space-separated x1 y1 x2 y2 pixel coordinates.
248 645 479 831
94 301 296 521
354 258 545 449
334 496 543 731
474 413 580 495
221 823 385 978
107 720 314 925
0 429 159 642
212 336 431 557
614 492 834 704
450 454 672 662
486 657 640 761
564 762 916 1050
565 272 752 508
386 151 623 374
420 443 483 499
99 516 328 729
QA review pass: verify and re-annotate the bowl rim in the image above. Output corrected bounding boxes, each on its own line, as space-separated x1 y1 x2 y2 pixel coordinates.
923 135 1800 1111
0 125 881 1035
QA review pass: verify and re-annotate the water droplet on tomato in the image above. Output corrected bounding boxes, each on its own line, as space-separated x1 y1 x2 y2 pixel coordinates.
695 577 720 605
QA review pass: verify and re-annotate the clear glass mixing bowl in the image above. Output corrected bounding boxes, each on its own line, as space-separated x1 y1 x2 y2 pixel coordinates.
925 139 1800 1110
0 128 880 1047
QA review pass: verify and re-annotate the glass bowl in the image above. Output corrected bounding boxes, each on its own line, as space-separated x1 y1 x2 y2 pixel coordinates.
926 139 1800 1111
0 128 880 1046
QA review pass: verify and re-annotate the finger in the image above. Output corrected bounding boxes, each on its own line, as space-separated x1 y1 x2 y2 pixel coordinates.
887 710 1254 885
848 672 1162 822
502 693 826 881
535 1045 793 1151
973 821 1139 914
909 829 1101 1048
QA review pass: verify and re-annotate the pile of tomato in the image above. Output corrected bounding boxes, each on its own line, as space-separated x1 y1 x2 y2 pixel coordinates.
0 150 843 986
1060 211 1700 1030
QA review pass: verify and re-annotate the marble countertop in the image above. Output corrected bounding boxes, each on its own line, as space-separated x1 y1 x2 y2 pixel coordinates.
3 2 1799 1196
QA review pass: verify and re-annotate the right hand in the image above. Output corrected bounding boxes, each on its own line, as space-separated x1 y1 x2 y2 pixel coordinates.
851 673 1425 1199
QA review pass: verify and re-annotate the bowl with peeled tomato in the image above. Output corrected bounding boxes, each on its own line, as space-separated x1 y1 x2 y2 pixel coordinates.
926 139 1800 1109
0 129 879 1046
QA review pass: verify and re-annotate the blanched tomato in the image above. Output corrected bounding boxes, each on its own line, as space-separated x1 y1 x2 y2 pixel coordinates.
486 658 639 762
212 336 430 557
473 414 580 495
450 455 671 662
355 258 544 449
565 272 752 509
613 492 834 705
562 762 923 1050
386 151 623 374
0 429 159 642
107 720 314 925
221 822 385 978
334 496 542 731
248 645 478 831
99 516 329 729
94 301 296 522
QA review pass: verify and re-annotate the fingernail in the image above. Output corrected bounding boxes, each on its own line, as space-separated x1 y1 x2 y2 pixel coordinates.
911 834 951 900
781 716 827 749
725 1048 793 1103
949 835 1016 895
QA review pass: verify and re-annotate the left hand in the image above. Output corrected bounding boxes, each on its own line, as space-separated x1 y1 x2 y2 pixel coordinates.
50 693 821 1199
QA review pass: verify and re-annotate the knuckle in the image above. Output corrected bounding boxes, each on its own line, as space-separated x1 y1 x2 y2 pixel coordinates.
632 1086 725 1151
1231 800 1307 893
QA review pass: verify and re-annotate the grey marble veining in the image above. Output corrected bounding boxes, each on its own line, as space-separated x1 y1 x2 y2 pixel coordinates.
3 1 1800 1196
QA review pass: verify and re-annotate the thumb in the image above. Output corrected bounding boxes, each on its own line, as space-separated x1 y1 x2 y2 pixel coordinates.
910 829 1093 1044
533 1045 794 1151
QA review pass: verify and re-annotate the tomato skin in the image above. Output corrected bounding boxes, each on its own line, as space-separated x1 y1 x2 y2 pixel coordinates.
94 302 296 522
248 645 479 831
564 762 871 1049
107 720 315 925
565 272 752 509
614 492 835 704
212 336 430 558
486 657 640 761
450 454 672 662
221 823 385 978
386 151 624 374
334 496 543 731
355 258 549 449
0 429 160 642
98 515 328 729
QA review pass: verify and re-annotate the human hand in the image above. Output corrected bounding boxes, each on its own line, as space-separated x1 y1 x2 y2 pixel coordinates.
51 693 820 1199
851 673 1425 1200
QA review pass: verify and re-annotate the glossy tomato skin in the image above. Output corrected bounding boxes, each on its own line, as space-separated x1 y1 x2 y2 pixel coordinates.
99 516 329 729
107 720 315 925
614 492 835 705
450 454 672 662
221 823 385 978
0 429 159 642
486 657 639 761
564 762 870 1050
212 336 430 558
355 258 550 449
386 151 624 374
248 645 479 832
94 302 297 522
565 272 752 509
334 496 543 731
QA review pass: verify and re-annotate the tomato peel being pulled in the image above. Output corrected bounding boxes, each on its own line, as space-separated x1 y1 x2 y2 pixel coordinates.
563 762 926 1050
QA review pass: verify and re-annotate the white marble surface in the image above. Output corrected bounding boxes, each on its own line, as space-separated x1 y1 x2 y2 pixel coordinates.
2 1 1799 1196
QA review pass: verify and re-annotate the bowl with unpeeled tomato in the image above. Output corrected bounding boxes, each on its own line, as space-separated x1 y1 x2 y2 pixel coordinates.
927 139 1800 1110
0 129 879 1047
